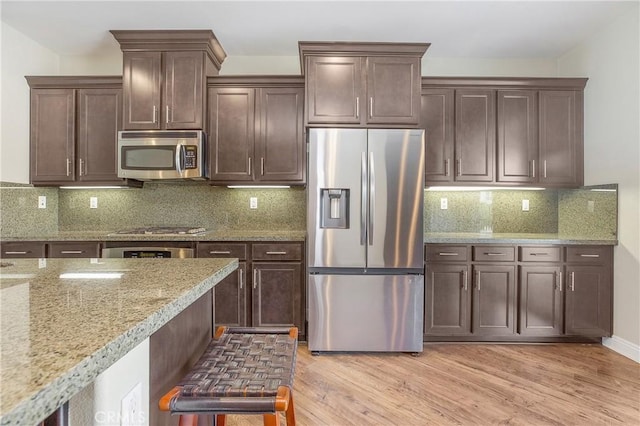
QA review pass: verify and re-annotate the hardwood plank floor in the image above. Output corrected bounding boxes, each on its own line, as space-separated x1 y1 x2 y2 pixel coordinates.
223 343 640 425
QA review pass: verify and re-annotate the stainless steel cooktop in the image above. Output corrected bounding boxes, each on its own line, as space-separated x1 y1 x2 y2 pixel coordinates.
112 226 206 236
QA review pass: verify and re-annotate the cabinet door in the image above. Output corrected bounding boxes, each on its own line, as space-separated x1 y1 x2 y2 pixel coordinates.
472 265 516 335
306 56 364 125
48 242 101 258
497 90 538 183
425 264 471 336
422 89 454 184
1 242 46 258
208 88 255 181
565 265 612 336
366 56 421 125
256 87 305 183
454 89 496 182
519 266 563 336
77 88 122 182
123 51 162 130
539 91 582 186
30 89 76 183
252 262 302 330
213 262 248 328
163 51 204 130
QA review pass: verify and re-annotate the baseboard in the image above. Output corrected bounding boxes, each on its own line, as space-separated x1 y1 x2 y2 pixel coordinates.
602 335 640 363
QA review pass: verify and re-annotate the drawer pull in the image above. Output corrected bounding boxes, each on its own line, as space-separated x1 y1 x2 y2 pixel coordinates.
570 272 575 291
484 252 506 256
60 250 83 254
5 251 28 255
239 269 243 290
463 270 468 291
579 254 600 258
266 251 287 255
438 252 459 256
530 252 549 256
209 251 231 255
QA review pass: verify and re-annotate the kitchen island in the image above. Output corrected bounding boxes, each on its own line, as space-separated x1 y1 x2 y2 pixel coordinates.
0 257 237 425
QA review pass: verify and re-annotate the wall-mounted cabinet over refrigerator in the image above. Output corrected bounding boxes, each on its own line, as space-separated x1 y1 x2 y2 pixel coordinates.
307 128 425 352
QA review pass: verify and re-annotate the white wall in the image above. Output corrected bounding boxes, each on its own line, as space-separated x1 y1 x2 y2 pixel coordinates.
422 57 557 76
558 6 640 355
0 21 59 183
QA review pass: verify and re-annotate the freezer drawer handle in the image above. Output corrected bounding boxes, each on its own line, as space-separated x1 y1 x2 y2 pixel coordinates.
438 252 459 256
209 251 231 255
265 251 287 255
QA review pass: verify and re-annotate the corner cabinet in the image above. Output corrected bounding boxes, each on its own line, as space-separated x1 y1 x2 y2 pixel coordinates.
207 77 305 185
300 42 429 127
26 77 137 187
110 30 227 130
422 78 587 188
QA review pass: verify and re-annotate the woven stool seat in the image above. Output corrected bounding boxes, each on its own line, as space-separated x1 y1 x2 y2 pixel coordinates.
160 326 298 426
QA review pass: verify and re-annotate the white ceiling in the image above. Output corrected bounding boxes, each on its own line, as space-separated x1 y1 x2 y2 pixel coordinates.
1 1 636 59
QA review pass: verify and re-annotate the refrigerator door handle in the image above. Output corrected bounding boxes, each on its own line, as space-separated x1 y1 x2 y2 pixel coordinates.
368 151 375 246
361 151 367 246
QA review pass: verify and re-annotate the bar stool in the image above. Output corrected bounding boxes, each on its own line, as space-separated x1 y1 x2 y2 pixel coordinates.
159 326 298 426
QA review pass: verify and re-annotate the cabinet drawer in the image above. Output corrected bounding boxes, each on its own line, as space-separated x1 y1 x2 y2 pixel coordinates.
473 246 515 262
1 242 46 258
198 243 247 260
519 246 561 262
566 246 611 264
425 245 468 262
252 243 302 261
49 242 101 258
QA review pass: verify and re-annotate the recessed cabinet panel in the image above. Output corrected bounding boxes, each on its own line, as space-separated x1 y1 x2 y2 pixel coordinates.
366 56 421 124
252 262 302 328
472 265 516 335
425 264 471 336
163 51 204 129
565 264 612 336
422 89 455 183
455 90 495 182
497 91 538 183
123 52 162 130
519 266 563 336
213 262 248 328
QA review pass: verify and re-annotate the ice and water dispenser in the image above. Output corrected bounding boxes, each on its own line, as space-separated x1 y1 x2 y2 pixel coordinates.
320 189 349 228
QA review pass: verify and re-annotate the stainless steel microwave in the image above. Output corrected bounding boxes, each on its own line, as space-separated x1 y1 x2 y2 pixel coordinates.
117 130 206 180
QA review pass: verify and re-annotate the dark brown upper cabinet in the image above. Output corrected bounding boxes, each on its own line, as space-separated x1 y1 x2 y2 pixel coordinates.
207 77 305 185
300 42 429 127
26 76 139 187
111 30 227 131
422 78 587 188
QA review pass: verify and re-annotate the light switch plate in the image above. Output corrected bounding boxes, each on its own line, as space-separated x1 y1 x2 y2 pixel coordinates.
38 196 46 209
522 199 530 211
250 197 258 209
440 198 448 210
90 197 98 209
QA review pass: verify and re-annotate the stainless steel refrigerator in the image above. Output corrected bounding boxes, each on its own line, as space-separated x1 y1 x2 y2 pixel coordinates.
307 128 425 352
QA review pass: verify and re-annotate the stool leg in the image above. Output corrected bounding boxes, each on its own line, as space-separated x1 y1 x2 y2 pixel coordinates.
178 414 198 426
263 412 280 426
285 392 296 425
215 414 226 426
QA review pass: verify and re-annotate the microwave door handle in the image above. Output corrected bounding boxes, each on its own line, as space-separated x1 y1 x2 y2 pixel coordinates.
175 144 184 175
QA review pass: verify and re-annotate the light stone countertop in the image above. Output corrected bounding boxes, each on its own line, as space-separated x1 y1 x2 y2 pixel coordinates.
425 232 618 245
0 230 306 242
0 257 238 425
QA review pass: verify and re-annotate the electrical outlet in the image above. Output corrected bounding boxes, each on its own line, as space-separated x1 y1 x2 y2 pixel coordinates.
588 200 595 212
38 196 46 209
440 198 448 210
121 382 142 426
522 199 530 211
250 197 258 209
90 197 98 209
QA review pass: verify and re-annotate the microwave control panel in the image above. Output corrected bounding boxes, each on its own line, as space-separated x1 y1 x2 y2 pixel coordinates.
183 145 198 169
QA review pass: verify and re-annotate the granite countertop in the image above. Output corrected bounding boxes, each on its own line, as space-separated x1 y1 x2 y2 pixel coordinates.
0 230 306 242
425 232 618 245
0 257 238 425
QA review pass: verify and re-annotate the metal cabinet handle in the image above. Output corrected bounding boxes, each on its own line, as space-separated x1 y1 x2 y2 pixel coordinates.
369 97 374 118
239 268 243 290
5 251 28 255
166 105 170 124
532 159 536 178
570 271 575 291
209 251 231 255
261 157 265 176
463 270 468 291
445 159 450 177
153 105 157 123
253 268 258 289
543 160 547 178
265 251 287 255
485 252 506 256
558 272 563 292
438 252 459 256
579 254 600 258
530 253 549 256
355 97 360 118
79 158 84 176
248 157 252 175
476 271 481 291
457 158 462 176
60 250 83 254
66 158 71 176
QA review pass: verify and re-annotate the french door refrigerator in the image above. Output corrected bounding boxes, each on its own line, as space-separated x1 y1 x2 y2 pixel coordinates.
307 128 425 352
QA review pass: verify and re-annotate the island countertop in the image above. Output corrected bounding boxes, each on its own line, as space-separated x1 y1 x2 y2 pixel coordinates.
0 257 238 425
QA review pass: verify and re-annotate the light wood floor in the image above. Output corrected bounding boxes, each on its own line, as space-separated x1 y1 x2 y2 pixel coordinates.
224 343 639 426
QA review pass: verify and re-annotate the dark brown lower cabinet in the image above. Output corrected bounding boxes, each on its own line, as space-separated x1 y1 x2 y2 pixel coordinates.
518 266 563 336
1 241 46 258
252 262 302 329
213 262 247 327
48 242 101 258
565 264 612 337
424 263 470 336
472 265 516 335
